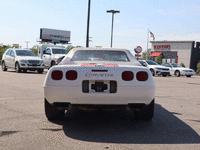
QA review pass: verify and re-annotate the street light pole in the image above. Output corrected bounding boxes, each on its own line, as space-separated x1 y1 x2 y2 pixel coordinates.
86 0 91 47
107 10 120 48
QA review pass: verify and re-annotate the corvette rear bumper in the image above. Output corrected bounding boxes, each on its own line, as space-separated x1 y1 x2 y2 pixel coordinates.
50 99 154 111
44 85 155 105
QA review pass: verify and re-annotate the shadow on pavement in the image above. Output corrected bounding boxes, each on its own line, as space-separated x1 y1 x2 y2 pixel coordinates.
3 70 47 74
49 104 200 144
0 131 20 137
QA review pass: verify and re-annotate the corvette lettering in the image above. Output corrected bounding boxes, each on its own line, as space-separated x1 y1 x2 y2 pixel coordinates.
85 73 114 77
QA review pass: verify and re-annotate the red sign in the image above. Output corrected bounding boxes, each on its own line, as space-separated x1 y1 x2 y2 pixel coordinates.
154 45 170 50
134 46 142 53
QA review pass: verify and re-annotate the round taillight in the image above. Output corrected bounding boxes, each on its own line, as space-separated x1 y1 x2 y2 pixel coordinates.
51 70 63 80
122 71 133 81
137 71 148 81
66 70 77 80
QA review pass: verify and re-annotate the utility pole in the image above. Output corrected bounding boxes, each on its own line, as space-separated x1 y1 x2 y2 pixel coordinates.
25 41 30 49
86 0 91 47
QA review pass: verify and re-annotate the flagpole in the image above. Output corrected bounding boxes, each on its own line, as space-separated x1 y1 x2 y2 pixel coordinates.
146 29 149 60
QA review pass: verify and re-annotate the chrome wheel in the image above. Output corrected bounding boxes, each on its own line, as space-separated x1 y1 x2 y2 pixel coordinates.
15 63 21 73
175 70 180 77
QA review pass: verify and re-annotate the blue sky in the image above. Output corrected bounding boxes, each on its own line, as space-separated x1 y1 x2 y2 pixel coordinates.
1 0 200 54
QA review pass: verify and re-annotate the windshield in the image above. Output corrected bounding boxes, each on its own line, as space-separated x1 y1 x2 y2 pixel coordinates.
16 50 36 56
146 60 159 65
171 63 183 68
52 49 69 54
71 50 130 62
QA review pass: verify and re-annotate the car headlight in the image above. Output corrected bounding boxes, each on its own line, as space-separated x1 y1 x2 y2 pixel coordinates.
182 70 189 72
20 60 28 63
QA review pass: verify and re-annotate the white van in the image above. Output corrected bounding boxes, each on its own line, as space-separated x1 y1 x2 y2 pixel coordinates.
38 44 69 69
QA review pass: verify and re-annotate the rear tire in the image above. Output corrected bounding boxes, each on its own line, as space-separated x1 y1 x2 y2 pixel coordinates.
175 70 180 77
162 75 167 77
1 61 7 71
134 99 154 121
37 69 44 74
15 62 21 73
186 75 191 77
45 99 65 120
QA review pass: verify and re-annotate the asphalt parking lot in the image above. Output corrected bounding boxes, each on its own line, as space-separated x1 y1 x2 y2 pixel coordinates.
0 68 200 150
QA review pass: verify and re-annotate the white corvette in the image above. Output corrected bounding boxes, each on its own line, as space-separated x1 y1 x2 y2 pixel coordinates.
43 48 156 121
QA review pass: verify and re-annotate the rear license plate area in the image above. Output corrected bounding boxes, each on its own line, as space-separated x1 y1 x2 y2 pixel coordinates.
82 80 117 93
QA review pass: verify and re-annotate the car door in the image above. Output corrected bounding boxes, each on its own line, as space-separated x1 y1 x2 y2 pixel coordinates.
42 49 51 67
10 50 16 68
3 50 11 67
169 64 176 75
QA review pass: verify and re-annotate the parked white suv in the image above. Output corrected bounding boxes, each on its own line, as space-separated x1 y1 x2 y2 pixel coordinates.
163 63 196 77
138 60 170 77
1 49 45 73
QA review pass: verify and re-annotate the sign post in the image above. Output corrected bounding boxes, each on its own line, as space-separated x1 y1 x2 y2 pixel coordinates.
134 46 142 60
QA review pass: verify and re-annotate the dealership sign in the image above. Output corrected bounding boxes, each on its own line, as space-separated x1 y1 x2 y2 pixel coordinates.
154 45 170 50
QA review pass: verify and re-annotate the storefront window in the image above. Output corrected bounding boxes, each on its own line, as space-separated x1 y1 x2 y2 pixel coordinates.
167 59 171 63
162 58 166 64
172 59 176 63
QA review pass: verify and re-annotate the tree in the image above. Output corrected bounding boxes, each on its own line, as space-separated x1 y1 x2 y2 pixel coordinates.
155 55 163 65
76 45 83 48
0 45 12 62
180 63 186 67
30 45 39 55
66 45 75 50
140 48 151 60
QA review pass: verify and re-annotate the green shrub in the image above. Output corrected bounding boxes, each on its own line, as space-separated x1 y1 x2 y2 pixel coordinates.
196 62 200 75
155 55 163 65
180 63 185 67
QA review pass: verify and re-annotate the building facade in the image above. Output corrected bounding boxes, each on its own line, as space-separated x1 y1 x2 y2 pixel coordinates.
150 41 200 70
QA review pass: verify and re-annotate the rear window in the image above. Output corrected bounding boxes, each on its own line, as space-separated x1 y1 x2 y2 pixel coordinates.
71 50 130 62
